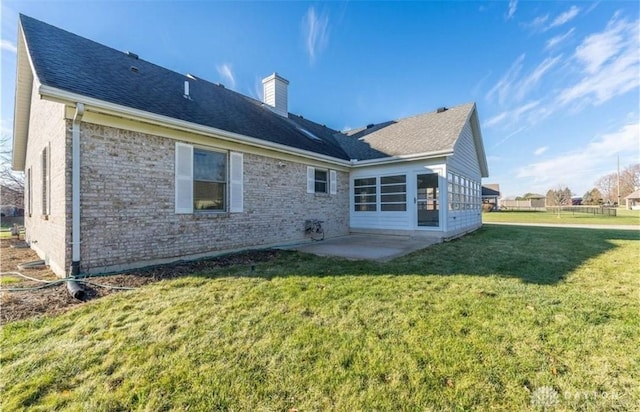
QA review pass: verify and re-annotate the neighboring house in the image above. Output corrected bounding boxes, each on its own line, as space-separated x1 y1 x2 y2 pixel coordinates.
501 194 545 210
481 184 500 210
625 190 640 210
12 15 488 276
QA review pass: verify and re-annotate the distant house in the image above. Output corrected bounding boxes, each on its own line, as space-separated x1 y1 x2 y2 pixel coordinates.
501 194 546 210
625 190 640 210
481 184 501 210
12 15 489 276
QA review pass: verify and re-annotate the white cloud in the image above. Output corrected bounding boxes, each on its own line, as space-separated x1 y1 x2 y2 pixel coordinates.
516 122 640 191
302 6 329 64
486 54 525 105
549 6 580 29
515 56 562 101
0 39 17 53
545 28 575 50
575 15 629 74
216 63 236 89
534 146 548 156
523 14 549 31
487 54 560 105
559 15 640 106
506 0 518 20
485 100 540 129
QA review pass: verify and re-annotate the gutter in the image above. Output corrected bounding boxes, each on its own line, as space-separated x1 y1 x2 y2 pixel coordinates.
349 149 453 167
69 103 84 277
38 85 352 168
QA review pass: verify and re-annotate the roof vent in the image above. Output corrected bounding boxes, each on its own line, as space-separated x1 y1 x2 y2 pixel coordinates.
126 51 139 59
437 107 448 113
183 81 191 100
366 123 375 129
130 66 139 73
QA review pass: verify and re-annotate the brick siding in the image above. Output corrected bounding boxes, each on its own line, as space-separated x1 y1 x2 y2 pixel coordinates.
78 123 349 273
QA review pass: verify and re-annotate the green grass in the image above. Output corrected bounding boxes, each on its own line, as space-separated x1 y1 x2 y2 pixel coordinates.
2 226 639 411
483 209 640 226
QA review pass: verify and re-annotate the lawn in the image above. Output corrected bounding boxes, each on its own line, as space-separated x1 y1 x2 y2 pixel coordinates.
483 208 640 226
2 225 639 410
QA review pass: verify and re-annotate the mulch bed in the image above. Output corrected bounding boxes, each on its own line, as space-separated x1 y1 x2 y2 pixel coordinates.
1 238 282 325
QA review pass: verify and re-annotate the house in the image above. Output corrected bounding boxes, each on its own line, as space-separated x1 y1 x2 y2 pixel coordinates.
625 190 640 210
12 15 488 276
481 184 501 210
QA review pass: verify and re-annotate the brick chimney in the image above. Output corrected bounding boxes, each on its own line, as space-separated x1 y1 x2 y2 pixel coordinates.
262 73 289 117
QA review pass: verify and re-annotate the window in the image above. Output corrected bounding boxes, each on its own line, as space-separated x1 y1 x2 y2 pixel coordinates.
354 177 377 211
193 148 226 211
314 169 328 193
41 146 50 216
26 168 32 217
175 142 243 214
380 175 407 211
447 171 480 211
307 167 336 194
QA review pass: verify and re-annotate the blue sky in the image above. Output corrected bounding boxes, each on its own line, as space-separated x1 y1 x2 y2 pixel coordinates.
1 1 638 198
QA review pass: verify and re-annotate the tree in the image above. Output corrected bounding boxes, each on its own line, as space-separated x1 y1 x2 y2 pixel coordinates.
582 188 602 205
0 133 24 208
620 163 640 202
546 186 572 217
595 173 617 205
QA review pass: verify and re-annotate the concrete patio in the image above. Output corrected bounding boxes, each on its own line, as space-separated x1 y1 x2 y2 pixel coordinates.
280 234 442 261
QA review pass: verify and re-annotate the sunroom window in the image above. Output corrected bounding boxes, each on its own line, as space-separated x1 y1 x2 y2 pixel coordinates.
354 177 377 211
380 175 407 211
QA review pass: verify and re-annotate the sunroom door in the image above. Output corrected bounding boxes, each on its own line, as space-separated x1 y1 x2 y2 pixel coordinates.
416 173 439 227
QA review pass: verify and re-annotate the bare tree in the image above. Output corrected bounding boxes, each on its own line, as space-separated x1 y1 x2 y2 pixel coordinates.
595 173 618 205
0 132 24 208
620 163 640 201
546 186 572 217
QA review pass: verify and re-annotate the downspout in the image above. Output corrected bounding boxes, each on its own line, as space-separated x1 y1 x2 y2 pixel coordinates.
67 103 85 299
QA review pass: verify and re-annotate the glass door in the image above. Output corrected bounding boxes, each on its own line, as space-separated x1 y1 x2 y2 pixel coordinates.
417 173 439 227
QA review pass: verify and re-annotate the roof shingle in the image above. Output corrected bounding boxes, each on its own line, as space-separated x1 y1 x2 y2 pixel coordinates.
19 14 482 166
20 14 350 160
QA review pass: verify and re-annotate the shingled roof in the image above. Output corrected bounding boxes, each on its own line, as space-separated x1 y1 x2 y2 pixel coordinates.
15 14 486 172
18 14 349 160
336 103 477 161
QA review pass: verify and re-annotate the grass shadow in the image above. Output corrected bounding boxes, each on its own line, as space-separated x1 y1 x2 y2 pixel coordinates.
211 225 639 285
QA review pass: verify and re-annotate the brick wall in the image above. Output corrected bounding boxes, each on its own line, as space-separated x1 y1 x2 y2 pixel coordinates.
79 123 349 273
23 81 68 276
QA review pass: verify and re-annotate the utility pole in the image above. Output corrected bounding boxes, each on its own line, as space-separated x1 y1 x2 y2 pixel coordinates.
617 155 621 207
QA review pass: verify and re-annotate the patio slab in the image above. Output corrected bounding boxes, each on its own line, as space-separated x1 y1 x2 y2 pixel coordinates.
280 234 442 261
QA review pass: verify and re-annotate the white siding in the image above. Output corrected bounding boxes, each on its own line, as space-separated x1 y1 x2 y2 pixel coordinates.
262 75 289 117
350 159 446 233
446 120 483 235
448 121 482 181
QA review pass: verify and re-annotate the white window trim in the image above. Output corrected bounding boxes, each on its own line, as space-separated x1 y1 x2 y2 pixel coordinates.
175 142 243 214
307 166 334 195
41 144 51 216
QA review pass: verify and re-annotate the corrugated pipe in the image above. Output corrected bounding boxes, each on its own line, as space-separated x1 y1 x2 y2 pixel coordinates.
66 277 85 300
